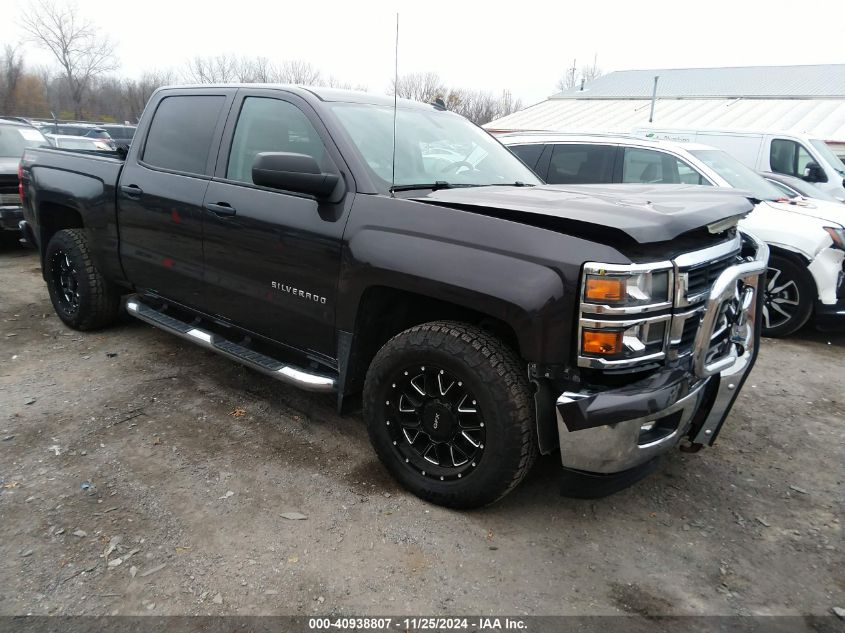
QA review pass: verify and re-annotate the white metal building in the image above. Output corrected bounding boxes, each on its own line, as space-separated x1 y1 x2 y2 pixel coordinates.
485 65 845 157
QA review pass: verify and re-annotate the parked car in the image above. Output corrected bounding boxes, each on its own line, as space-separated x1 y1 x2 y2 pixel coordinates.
760 171 844 204
38 122 116 148
632 128 845 202
44 134 113 151
100 124 136 146
20 86 768 508
502 133 845 336
0 119 49 244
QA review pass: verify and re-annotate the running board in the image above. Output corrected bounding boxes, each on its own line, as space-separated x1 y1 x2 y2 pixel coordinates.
124 297 337 393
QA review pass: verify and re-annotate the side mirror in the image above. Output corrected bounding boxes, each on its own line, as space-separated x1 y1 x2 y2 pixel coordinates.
252 152 340 199
802 162 825 183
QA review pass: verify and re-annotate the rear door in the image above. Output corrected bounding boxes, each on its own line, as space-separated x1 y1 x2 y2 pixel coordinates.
117 89 235 309
200 89 350 359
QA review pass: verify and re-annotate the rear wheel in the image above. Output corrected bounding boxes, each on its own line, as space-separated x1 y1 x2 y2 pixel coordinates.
363 321 537 509
44 229 121 330
761 254 814 337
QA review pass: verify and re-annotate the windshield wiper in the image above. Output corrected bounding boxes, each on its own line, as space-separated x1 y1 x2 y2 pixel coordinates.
391 181 472 193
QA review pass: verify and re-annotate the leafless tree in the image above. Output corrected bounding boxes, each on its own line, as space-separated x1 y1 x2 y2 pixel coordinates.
390 72 446 103
556 54 602 92
19 0 118 118
124 70 177 121
184 55 243 84
276 60 322 85
446 89 523 126
0 45 25 115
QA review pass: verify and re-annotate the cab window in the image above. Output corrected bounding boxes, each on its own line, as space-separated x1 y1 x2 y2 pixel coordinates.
770 139 821 181
226 97 333 184
142 95 226 175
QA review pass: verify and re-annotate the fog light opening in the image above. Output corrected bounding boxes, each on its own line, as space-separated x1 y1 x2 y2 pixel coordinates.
638 410 684 446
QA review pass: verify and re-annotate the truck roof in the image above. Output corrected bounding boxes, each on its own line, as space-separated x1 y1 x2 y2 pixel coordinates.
155 84 437 110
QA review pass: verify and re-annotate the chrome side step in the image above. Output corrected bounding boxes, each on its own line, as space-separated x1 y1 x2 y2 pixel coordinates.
125 297 337 393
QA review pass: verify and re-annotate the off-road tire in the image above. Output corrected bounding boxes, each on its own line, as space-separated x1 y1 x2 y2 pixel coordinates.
44 229 121 330
363 321 537 509
762 254 814 338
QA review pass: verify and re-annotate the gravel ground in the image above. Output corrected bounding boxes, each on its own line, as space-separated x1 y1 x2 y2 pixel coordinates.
1 246 843 618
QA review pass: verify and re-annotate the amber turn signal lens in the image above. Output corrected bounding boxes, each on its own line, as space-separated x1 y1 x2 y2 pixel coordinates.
585 276 625 302
582 330 622 355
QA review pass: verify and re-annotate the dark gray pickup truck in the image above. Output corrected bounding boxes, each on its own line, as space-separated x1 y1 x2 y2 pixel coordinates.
20 85 768 507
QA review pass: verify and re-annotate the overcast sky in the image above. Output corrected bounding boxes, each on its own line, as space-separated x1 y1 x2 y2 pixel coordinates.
3 0 844 105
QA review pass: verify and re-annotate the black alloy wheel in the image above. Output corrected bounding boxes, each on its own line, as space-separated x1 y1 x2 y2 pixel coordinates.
364 321 537 509
50 248 81 315
386 364 486 481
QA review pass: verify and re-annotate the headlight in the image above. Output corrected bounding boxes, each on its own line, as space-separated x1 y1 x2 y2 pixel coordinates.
824 226 845 251
578 261 674 369
581 263 673 313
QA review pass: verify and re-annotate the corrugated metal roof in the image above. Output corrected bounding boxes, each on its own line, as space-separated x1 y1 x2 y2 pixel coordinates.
552 65 845 99
483 98 845 141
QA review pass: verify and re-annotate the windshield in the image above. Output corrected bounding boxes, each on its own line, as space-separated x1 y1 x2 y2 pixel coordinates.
329 103 540 189
0 124 49 157
810 139 845 176
689 149 785 201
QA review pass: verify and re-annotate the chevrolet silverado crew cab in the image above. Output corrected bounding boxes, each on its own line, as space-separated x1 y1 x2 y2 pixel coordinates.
20 86 768 508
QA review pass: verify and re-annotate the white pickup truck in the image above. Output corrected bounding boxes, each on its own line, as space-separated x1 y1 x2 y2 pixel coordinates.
501 133 845 336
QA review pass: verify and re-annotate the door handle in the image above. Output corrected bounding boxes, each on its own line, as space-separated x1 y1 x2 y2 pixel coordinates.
120 184 143 198
205 202 237 217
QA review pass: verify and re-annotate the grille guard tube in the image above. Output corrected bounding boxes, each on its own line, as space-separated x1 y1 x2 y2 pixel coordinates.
691 234 769 378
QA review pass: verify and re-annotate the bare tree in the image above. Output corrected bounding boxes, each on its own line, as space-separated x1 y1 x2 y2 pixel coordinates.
19 0 117 118
445 89 523 126
390 72 446 103
125 70 176 121
0 45 25 115
276 60 322 85
183 55 243 84
556 54 602 93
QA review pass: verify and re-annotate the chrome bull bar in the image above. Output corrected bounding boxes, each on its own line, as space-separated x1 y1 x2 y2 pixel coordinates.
692 233 770 379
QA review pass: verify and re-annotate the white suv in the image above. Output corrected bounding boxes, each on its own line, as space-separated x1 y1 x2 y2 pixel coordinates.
499 133 845 337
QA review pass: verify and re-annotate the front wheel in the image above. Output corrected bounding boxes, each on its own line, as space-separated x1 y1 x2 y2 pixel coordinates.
363 321 537 509
44 229 121 330
761 254 814 338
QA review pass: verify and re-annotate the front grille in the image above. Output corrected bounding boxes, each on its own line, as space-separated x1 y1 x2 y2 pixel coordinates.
685 255 737 297
677 313 701 355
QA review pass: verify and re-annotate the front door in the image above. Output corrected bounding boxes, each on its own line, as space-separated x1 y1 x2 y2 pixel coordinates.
201 91 349 360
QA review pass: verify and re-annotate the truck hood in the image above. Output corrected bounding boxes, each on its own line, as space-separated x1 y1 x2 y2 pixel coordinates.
413 184 754 244
762 198 845 228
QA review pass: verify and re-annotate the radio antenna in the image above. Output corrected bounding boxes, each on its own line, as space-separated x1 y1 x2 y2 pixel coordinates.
390 12 399 195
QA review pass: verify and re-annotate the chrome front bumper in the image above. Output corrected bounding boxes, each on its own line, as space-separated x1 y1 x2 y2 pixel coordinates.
557 234 769 474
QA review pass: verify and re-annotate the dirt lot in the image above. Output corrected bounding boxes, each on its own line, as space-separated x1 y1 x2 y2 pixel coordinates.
1 246 843 618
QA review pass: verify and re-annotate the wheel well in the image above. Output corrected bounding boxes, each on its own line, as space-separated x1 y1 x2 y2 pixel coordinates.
767 245 817 291
38 202 83 250
341 286 522 397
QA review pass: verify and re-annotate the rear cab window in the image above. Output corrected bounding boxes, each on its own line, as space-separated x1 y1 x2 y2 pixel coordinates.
142 95 227 175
